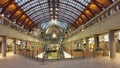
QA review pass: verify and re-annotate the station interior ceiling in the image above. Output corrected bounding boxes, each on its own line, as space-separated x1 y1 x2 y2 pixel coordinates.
0 0 115 39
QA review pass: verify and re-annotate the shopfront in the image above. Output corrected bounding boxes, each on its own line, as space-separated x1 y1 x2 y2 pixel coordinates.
6 38 14 52
115 31 120 53
88 37 94 51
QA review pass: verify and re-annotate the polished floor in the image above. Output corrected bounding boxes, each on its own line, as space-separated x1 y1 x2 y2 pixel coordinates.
0 52 120 68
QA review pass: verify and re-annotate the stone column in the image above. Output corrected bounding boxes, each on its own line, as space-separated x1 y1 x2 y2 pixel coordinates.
109 30 116 59
13 38 16 54
94 34 99 50
93 35 99 57
2 36 7 57
80 39 83 48
85 37 89 49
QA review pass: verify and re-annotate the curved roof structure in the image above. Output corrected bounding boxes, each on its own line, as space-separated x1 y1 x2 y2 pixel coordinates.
0 0 114 31
41 19 68 30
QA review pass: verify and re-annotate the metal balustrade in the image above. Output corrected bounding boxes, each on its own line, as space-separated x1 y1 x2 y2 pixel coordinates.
70 0 120 36
84 1 120 29
0 15 37 38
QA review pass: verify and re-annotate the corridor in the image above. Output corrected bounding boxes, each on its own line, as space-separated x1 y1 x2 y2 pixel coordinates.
0 52 120 68
0 0 120 68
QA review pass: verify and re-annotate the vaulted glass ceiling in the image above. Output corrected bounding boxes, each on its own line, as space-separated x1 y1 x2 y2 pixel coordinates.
15 0 90 29
0 0 114 31
58 0 90 24
15 0 50 24
41 19 68 29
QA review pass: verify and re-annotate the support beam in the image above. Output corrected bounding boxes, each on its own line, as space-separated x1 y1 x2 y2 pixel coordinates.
94 34 99 50
9 0 32 19
85 37 89 49
109 30 116 59
80 39 83 48
2 36 7 57
91 0 103 11
1 0 14 14
13 38 16 54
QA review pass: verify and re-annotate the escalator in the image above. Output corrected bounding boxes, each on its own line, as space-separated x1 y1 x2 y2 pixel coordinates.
42 44 64 61
37 44 73 62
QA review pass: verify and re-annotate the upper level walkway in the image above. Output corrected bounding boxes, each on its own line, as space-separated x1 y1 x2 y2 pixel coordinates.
0 52 120 68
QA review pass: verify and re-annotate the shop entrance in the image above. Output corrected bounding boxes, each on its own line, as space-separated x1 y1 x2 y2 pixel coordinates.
47 44 60 59
6 38 14 53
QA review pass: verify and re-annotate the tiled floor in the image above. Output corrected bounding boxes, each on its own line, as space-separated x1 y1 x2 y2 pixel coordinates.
0 52 120 68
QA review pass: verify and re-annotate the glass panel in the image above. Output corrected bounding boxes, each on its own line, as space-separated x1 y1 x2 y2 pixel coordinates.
58 16 73 23
27 6 48 16
41 20 68 29
76 0 90 6
16 0 50 25
15 0 28 6
30 11 49 19
59 0 90 24
59 13 75 22
59 12 75 21
36 18 50 24
59 7 78 17
41 19 50 24
59 3 80 14
15 0 91 28
112 0 116 2
0 8 2 13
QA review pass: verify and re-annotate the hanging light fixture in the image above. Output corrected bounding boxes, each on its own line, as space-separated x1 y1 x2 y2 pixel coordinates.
52 32 57 38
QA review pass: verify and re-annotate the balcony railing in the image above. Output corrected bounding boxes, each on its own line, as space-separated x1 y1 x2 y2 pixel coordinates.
0 15 37 38
70 0 120 37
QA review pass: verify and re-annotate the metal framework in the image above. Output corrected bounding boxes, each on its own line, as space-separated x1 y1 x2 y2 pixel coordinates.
0 0 114 31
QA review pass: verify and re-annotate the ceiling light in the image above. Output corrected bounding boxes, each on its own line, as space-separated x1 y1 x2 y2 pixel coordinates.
81 14 85 17
51 16 53 19
9 4 15 8
55 12 58 14
85 10 89 13
56 8 58 11
55 16 57 18
50 8 53 11
76 21 79 24
16 10 21 14
51 16 53 18
50 12 53 14
1 14 4 17
52 32 57 38
90 4 96 7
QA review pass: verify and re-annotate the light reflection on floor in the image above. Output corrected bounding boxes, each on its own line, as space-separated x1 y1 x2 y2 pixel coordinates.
0 52 14 59
0 53 120 68
36 51 74 59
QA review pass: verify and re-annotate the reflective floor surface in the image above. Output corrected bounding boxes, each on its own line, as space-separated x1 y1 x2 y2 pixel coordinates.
0 52 120 68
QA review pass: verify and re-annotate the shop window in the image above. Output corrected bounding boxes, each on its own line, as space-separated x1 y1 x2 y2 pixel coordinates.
104 34 109 42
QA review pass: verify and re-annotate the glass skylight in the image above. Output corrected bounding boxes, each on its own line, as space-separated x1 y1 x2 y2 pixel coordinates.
15 0 50 26
15 0 91 29
58 0 90 24
41 20 68 29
